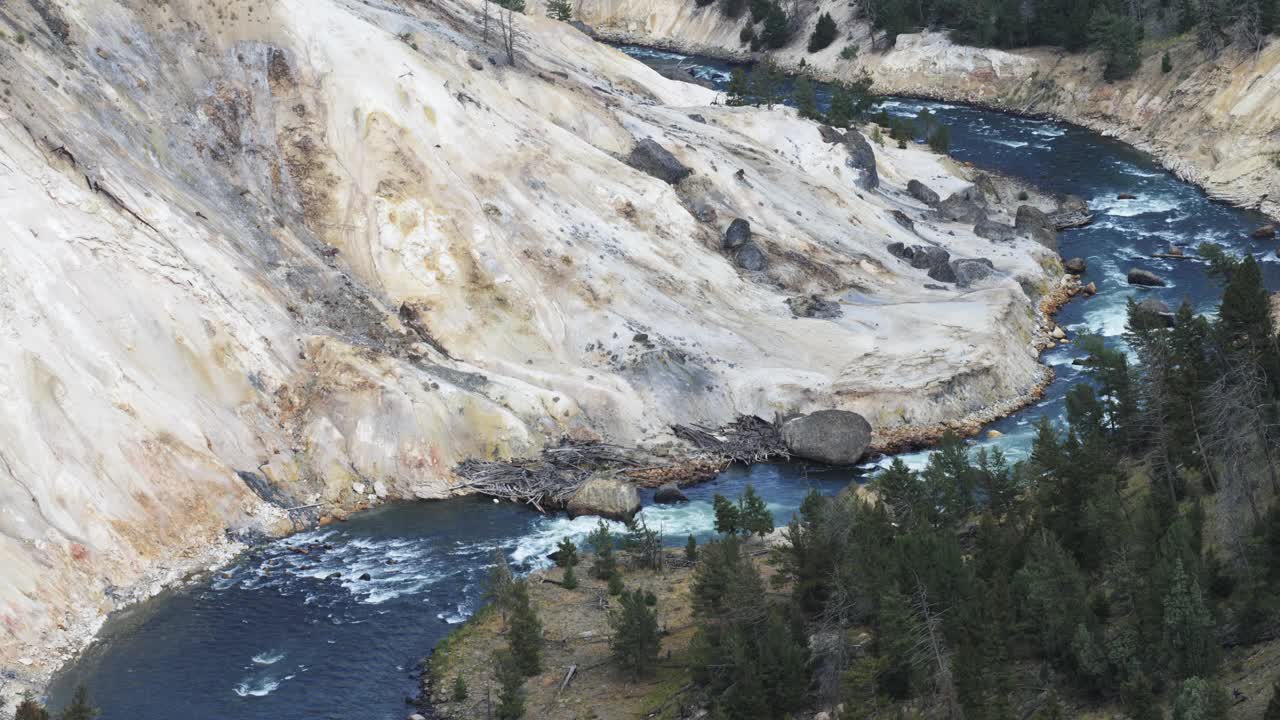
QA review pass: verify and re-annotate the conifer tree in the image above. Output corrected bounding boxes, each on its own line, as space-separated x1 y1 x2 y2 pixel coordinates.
1162 559 1217 680
685 534 698 562
13 695 50 720
562 562 578 589
739 484 774 537
486 551 516 626
726 68 749 106
494 650 526 720
760 2 790 48
545 0 572 21
609 589 661 680
507 580 543 676
555 537 578 568
793 75 818 120
712 493 740 535
808 12 838 52
588 520 617 580
452 674 469 701
56 688 97 720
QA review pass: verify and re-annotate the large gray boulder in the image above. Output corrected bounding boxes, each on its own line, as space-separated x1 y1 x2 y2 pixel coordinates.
627 138 691 185
843 130 879 190
890 243 955 283
937 190 987 223
735 241 768 271
1132 298 1175 328
950 258 996 288
566 477 640 520
724 218 751 250
973 174 1001 203
907 179 940 206
1014 205 1059 251
781 410 873 465
1127 268 1167 287
974 218 1017 243
653 483 689 504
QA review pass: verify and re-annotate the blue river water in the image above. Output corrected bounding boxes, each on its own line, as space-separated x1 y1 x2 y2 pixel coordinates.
45 46 1276 719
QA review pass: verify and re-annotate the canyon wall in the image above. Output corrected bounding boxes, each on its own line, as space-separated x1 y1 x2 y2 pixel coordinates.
0 0 1058 702
572 0 1280 218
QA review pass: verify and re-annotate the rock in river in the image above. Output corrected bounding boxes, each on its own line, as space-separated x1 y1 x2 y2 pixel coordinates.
627 138 691 185
566 477 640 521
1254 224 1277 239
653 483 688 504
781 410 872 465
1063 257 1087 274
1127 268 1167 287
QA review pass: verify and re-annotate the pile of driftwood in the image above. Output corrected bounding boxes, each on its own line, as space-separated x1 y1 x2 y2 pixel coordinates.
671 415 788 464
453 441 643 511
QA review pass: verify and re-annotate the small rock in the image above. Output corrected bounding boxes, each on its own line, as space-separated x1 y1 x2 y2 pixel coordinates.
907 179 940 206
653 483 688 504
627 138 692 185
987 429 1003 438
1167 245 1184 256
327 572 342 580
1127 268 1167 287
735 241 768 272
891 209 915 232
1063 257 1086 274
687 113 706 124
1117 193 1137 200
886 241 907 259
408 714 428 720
374 480 388 498
1051 326 1066 339
467 56 484 71
786 294 843 319
724 218 751 249
359 572 372 581
1253 224 1277 239
352 482 366 495
1083 281 1097 296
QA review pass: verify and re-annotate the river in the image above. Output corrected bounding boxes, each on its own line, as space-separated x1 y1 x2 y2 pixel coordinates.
45 45 1277 719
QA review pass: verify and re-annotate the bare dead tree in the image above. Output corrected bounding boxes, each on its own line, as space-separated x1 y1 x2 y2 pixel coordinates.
483 0 491 42
497 4 517 65
911 581 963 720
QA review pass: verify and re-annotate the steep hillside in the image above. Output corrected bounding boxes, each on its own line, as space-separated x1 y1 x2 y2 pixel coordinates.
0 0 1059 701
572 0 1280 217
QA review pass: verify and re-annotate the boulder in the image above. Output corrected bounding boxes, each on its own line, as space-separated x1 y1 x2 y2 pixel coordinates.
1015 204 1055 236
568 20 595 36
566 477 640 521
927 263 958 284
950 258 996 288
891 209 915 232
735 241 768 271
973 174 1002 203
1253 224 1277 240
974 218 1017 242
937 190 987 223
1051 194 1093 229
781 410 872 465
724 218 751 250
1083 281 1097 296
1117 193 1137 200
1127 268 1167 287
787 294 843 319
907 179 940 206
1132 298 1175 328
818 125 845 144
627 138 691 185
906 245 951 273
653 483 688 504
1063 257 1087 274
886 241 907 259
687 113 707 124
843 130 879 190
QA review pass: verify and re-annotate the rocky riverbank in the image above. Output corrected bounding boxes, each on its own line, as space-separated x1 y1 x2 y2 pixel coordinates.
565 0 1280 218
0 0 1063 708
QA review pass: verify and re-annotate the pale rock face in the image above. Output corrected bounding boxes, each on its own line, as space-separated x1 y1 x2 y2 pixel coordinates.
570 0 1280 217
0 0 1056 702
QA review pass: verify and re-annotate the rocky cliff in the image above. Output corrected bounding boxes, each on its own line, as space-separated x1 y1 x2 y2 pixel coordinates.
572 0 1280 218
0 0 1057 701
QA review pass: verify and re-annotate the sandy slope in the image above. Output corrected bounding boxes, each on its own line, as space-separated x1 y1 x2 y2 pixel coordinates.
0 0 1056 701
570 0 1280 218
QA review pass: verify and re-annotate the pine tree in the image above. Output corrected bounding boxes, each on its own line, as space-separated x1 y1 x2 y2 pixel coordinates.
876 589 920 699
1162 51 1173 73
808 12 838 52
56 687 97 720
545 0 572 21
726 68 749 107
608 573 624 596
739 485 774 537
760 1 790 48
713 493 740 535
685 534 698 562
494 650 526 720
751 61 780 109
1162 559 1217 680
588 520 617 580
452 673 469 701
507 581 543 676
1172 677 1229 720
13 695 50 720
609 589 661 680
486 550 516 625
793 75 818 120
827 82 852 128
927 123 951 154
555 537 578 568
562 562 578 589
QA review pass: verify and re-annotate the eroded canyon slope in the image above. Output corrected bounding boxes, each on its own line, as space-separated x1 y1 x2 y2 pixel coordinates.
0 0 1056 698
573 0 1280 217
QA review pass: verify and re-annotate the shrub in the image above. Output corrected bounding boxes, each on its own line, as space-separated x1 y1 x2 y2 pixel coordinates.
927 124 951 154
644 590 658 606
685 534 698 562
808 12 837 53
749 0 771 23
1162 51 1173 73
739 24 755 44
839 43 858 60
608 573 625 595
452 674 469 701
562 563 578 589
